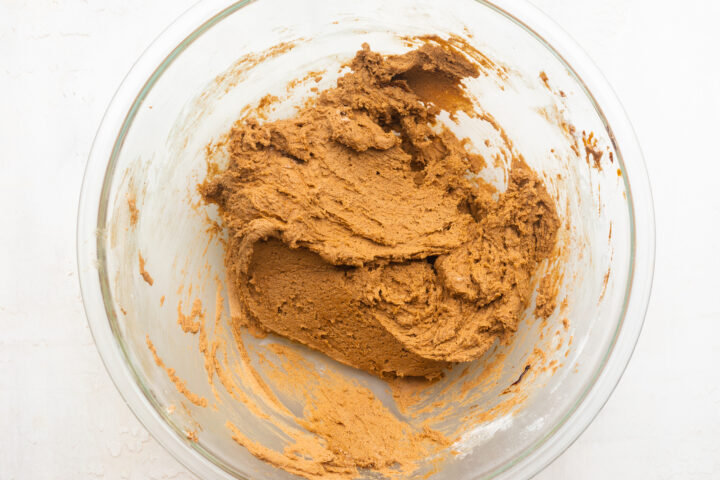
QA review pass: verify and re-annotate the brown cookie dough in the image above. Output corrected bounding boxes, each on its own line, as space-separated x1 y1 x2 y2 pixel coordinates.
201 43 560 379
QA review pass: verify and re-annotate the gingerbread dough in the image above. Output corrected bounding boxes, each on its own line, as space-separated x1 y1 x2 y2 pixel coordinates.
200 43 560 379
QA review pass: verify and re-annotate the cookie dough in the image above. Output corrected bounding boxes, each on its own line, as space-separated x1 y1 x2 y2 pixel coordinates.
200 43 560 379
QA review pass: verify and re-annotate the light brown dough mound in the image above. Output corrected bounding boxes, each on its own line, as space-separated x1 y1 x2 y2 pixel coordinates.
200 43 560 379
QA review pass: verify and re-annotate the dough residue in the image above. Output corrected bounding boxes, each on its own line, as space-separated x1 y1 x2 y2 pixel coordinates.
146 335 207 407
226 343 451 480
127 194 139 227
138 252 154 286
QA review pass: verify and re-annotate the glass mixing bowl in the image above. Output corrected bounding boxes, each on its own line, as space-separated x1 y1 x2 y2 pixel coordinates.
77 0 655 478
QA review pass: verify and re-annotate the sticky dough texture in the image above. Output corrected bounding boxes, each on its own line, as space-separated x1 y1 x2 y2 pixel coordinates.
200 43 560 379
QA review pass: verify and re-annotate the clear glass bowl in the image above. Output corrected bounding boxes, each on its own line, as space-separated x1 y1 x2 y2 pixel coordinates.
77 0 655 478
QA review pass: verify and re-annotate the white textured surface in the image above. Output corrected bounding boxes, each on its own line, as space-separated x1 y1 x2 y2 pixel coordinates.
1 1 718 479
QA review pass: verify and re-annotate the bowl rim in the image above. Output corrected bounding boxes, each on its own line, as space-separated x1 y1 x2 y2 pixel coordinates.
76 0 656 478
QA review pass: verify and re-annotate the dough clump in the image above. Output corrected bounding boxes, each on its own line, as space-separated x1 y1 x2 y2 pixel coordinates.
201 43 560 379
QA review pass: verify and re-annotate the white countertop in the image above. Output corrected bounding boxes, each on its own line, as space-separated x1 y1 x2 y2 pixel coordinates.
2 0 719 478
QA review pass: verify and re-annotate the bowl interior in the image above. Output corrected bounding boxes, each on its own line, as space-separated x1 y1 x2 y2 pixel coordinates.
96 0 633 478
